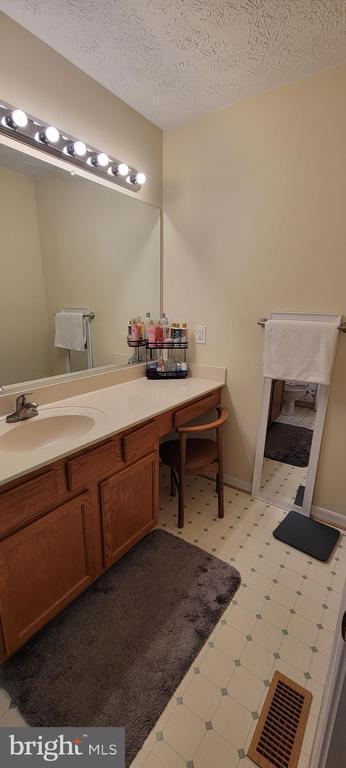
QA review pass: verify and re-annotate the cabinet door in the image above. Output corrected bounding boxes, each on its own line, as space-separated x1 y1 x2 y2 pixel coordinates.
101 452 159 567
268 379 285 424
0 493 94 656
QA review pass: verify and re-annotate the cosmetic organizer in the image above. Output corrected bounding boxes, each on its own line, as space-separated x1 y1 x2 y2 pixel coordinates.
127 314 188 379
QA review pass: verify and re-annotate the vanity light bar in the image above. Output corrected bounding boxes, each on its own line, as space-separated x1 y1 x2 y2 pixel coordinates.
0 101 146 192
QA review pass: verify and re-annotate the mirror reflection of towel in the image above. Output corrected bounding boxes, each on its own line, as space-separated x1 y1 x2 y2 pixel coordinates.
263 320 338 385
54 312 86 351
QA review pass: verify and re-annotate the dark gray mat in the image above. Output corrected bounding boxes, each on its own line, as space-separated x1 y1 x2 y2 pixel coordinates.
264 422 313 467
273 510 340 562
0 529 240 766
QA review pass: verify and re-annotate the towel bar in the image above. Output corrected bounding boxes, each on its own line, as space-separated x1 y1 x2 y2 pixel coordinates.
258 318 346 332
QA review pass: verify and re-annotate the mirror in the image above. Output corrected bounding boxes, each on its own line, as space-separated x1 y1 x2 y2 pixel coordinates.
0 142 160 390
260 380 318 508
252 372 331 515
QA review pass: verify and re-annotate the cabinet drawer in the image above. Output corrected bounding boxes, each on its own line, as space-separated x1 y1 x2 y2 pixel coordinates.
122 421 158 464
0 470 59 539
66 439 123 491
174 389 221 428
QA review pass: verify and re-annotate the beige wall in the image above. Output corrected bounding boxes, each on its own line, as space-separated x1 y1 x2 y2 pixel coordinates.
35 171 160 373
0 167 51 385
163 64 346 516
0 12 162 208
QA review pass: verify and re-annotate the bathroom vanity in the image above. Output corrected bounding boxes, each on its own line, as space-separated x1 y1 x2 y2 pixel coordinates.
0 378 223 661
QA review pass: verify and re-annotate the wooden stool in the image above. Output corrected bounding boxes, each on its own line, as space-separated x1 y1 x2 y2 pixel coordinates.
160 407 228 528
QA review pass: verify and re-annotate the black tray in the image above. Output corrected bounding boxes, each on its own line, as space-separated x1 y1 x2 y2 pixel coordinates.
146 369 187 380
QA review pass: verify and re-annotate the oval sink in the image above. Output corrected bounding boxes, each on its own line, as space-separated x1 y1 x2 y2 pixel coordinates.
0 408 103 452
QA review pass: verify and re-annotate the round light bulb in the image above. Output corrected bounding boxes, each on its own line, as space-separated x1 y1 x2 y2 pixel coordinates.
45 126 60 143
73 141 87 157
118 163 129 176
136 172 146 185
11 109 28 128
97 152 109 167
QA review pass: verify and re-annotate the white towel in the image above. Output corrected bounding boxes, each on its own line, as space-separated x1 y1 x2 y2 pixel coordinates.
54 312 86 352
263 320 338 385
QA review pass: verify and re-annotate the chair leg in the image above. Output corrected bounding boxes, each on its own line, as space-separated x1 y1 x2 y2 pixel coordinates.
216 426 224 519
178 477 185 528
178 433 187 528
170 468 176 497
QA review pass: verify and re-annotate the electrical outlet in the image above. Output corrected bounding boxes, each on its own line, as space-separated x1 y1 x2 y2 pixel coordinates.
196 325 207 344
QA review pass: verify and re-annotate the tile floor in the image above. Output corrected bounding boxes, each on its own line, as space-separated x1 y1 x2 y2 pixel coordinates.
131 467 344 768
0 467 344 768
260 458 307 506
278 406 316 430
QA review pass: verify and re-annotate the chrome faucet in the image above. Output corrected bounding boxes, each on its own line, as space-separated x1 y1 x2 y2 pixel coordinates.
6 394 39 423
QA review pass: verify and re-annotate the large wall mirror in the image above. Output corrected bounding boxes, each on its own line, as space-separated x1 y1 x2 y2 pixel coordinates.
0 141 160 391
252 313 341 516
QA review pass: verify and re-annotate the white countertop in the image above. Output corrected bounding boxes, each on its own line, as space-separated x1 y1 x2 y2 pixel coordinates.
0 377 223 487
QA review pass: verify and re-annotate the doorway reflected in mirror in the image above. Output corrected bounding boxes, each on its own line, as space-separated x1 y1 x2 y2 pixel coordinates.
260 380 318 507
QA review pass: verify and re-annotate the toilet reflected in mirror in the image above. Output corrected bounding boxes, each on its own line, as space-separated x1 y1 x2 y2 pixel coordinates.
260 379 318 508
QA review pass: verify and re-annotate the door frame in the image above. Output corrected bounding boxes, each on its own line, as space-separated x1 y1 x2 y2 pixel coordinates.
310 580 346 768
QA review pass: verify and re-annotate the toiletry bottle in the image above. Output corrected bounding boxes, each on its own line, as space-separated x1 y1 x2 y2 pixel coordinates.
148 321 156 347
144 312 151 340
131 321 139 341
182 323 188 345
156 319 164 345
173 323 181 346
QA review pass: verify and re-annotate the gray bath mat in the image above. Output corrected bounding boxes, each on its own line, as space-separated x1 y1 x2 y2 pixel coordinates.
1 529 240 766
265 422 313 467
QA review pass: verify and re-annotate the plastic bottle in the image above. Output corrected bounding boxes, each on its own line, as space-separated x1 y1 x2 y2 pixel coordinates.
144 312 151 340
181 322 188 345
156 321 164 345
131 321 139 341
148 322 156 347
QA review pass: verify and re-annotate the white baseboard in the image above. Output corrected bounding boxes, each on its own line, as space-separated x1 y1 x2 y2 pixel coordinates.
311 504 346 530
203 471 252 494
223 473 252 494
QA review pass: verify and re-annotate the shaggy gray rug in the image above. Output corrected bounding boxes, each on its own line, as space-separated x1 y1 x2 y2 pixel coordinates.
1 529 240 766
264 422 313 467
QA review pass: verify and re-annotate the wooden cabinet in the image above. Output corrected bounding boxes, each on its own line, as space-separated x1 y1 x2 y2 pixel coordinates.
0 494 94 657
101 452 159 567
0 387 222 660
268 379 284 425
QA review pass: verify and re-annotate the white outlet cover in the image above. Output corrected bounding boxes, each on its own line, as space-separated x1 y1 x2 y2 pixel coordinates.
196 325 207 344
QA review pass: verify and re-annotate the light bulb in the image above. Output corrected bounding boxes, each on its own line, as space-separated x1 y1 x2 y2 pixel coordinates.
97 152 109 167
74 141 87 156
11 109 28 128
45 126 60 143
118 163 129 176
136 172 146 185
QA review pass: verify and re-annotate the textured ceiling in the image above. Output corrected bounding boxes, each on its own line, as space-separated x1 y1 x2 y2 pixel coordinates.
0 1 345 129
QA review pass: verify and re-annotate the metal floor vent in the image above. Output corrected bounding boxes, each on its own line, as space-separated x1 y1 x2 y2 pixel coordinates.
248 670 312 768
